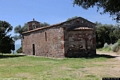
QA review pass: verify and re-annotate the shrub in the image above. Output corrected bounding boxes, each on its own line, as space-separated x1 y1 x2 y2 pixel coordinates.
103 43 109 48
16 47 22 53
117 39 120 51
111 42 119 52
104 47 111 52
117 39 120 46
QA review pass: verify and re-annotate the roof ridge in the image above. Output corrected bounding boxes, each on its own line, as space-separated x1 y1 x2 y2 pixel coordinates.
22 17 95 34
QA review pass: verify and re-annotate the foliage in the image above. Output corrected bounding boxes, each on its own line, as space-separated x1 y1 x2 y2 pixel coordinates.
103 43 109 48
117 39 120 46
73 0 120 22
16 47 22 53
0 20 14 53
13 23 27 40
97 46 111 52
110 39 120 52
111 42 119 52
103 46 111 52
99 39 120 52
40 22 50 27
0 20 13 35
67 16 79 21
96 22 120 48
0 36 14 53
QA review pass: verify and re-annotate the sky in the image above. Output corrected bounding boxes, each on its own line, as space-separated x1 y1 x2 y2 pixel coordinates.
0 0 117 45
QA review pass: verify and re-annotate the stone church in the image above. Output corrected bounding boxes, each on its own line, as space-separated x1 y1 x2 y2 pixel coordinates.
22 17 96 58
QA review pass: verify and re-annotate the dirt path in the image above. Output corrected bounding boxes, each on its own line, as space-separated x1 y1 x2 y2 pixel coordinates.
97 51 120 60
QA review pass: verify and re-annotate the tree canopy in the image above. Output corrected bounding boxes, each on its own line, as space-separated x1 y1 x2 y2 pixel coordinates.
96 22 120 48
73 0 120 22
0 21 13 35
14 23 27 40
0 20 14 53
40 22 50 27
67 16 79 21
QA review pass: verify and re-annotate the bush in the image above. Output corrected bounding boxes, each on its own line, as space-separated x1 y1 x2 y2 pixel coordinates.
117 39 120 46
111 42 119 52
97 43 111 52
103 43 109 48
104 47 111 52
16 47 22 53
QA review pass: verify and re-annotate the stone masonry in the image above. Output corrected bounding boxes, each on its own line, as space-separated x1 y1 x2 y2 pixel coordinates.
22 17 96 58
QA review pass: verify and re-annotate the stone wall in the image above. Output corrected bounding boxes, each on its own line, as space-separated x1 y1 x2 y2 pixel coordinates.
28 21 40 30
22 17 96 58
22 27 65 58
64 30 96 57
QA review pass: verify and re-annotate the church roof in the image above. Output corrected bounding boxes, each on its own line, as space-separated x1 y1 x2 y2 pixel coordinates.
22 17 95 34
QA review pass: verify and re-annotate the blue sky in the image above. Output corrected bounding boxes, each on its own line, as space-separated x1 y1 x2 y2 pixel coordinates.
0 0 116 45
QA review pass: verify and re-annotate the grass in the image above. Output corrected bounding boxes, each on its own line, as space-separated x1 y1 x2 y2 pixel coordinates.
0 54 120 80
97 47 112 52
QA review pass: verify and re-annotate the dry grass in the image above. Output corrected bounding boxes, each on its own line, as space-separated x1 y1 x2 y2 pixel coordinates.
0 53 120 80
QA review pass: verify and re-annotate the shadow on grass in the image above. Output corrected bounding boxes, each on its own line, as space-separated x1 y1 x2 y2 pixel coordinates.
92 54 117 58
0 54 26 59
85 53 119 59
0 53 118 59
66 53 119 59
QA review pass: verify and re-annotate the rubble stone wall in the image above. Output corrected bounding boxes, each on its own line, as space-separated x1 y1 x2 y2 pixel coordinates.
22 27 65 58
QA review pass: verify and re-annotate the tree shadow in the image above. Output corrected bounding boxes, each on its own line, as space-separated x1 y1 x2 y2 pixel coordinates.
65 53 119 59
0 54 26 59
85 53 119 59
0 53 118 59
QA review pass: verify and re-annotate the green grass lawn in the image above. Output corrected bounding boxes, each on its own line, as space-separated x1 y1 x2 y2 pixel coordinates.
0 54 120 80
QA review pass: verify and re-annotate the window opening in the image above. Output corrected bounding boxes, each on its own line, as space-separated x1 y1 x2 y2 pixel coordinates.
32 44 35 55
45 32 47 41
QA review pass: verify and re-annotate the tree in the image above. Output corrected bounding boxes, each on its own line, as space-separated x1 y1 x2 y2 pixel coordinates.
16 47 22 53
0 20 14 53
0 36 14 53
14 23 27 40
73 0 120 22
96 22 120 48
0 21 12 35
40 22 50 27
67 16 79 21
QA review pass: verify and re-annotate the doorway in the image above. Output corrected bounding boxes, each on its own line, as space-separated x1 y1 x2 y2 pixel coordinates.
32 44 35 55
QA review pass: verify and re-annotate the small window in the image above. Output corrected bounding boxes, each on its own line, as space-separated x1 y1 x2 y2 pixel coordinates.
45 32 47 41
